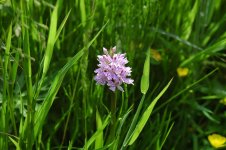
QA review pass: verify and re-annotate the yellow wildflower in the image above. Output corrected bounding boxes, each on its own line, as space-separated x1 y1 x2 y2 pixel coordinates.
220 97 226 105
177 67 189 77
208 134 226 148
150 49 162 62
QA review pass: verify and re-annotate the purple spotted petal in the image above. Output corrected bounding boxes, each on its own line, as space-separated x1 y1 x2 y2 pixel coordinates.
94 46 134 92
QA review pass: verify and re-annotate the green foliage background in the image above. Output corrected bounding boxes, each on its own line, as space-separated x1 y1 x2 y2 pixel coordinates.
0 0 226 149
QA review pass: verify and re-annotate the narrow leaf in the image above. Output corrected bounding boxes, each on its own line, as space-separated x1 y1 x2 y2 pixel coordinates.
181 37 226 66
95 109 104 149
33 21 108 140
141 49 150 94
121 95 145 149
160 122 174 149
85 115 111 149
8 137 20 150
181 0 199 40
129 78 173 145
54 9 71 43
5 22 12 67
43 2 58 75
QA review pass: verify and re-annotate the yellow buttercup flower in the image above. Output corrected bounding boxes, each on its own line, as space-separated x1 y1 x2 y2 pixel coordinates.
150 49 162 62
208 134 226 148
177 67 189 77
220 97 226 105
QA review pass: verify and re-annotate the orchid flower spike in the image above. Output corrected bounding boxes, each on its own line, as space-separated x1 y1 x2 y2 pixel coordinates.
94 46 134 92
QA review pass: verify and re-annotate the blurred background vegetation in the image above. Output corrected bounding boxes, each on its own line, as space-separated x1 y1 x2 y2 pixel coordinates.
0 0 226 149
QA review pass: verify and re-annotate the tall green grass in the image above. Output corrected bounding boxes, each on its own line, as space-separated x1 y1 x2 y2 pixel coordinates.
0 0 226 149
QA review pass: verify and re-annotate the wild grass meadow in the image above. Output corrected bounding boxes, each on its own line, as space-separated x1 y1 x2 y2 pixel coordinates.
0 0 226 149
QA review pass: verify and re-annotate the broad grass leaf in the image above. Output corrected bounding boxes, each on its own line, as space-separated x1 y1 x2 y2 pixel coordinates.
8 137 20 150
33 21 108 140
43 2 58 75
181 36 226 66
5 22 12 67
54 9 71 43
113 106 133 150
34 49 84 139
121 95 146 149
129 78 173 145
141 50 150 94
85 115 111 149
95 109 104 149
181 0 199 40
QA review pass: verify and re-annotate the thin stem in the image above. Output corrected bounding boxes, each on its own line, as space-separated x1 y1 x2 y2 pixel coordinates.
111 92 117 126
107 91 118 148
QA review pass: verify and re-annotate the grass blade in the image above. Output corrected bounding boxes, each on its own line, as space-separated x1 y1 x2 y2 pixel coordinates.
141 49 150 94
153 68 218 113
8 137 20 150
4 23 12 67
54 9 71 43
113 106 133 150
34 48 84 139
181 0 199 40
160 122 174 149
121 95 145 150
33 21 108 139
95 109 104 149
181 36 226 66
0 22 12 150
128 78 173 145
42 2 58 75
84 115 111 149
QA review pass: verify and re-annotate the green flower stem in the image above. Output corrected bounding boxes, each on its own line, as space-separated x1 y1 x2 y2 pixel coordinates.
108 91 118 148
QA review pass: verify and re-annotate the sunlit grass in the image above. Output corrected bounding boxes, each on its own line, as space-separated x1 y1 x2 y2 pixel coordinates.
0 0 226 149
